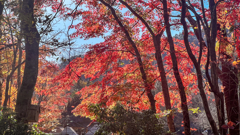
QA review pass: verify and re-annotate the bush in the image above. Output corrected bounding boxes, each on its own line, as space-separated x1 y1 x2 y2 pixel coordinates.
0 108 45 135
88 103 167 135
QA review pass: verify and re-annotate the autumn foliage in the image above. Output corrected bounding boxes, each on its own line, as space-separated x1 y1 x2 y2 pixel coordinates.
0 0 240 135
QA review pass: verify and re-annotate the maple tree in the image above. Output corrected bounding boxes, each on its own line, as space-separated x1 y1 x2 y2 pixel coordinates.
0 0 239 135
32 60 69 132
54 0 196 134
52 0 240 135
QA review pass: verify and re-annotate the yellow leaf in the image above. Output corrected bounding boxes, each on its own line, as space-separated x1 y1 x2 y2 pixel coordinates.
233 61 237 66
215 41 219 51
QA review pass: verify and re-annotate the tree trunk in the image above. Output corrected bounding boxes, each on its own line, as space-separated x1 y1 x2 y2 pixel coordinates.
0 0 5 38
3 60 24 108
100 0 156 112
0 58 2 106
154 34 176 133
180 1 219 134
238 72 240 135
0 0 5 107
209 1 226 134
17 38 22 91
217 25 239 135
162 0 190 134
15 0 40 122
3 40 18 108
118 1 175 131
221 61 239 135
200 1 227 134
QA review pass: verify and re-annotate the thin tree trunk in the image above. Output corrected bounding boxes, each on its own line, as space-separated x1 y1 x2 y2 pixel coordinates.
15 0 40 122
218 26 239 135
0 56 2 106
118 0 175 131
208 1 226 134
238 72 240 135
180 1 219 134
221 61 239 135
100 0 156 112
162 0 190 134
17 38 22 91
0 0 5 107
0 0 5 39
3 61 25 107
3 41 18 108
4 26 18 108
205 28 226 135
154 34 176 132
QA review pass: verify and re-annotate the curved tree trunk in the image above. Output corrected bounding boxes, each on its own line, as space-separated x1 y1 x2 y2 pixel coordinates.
100 0 156 112
3 40 18 108
180 1 219 134
118 0 175 131
208 1 226 134
162 0 190 134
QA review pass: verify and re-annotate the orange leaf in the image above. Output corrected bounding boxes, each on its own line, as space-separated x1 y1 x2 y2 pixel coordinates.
227 121 236 129
227 121 236 127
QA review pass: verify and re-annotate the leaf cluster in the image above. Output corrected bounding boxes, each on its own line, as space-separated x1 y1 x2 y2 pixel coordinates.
88 103 167 135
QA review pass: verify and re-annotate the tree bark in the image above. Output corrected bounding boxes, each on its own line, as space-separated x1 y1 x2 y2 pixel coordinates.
221 61 239 135
208 1 226 134
218 26 239 135
162 0 190 134
17 38 22 91
180 1 219 135
0 57 2 106
0 0 5 39
238 72 240 135
3 60 24 108
118 0 175 132
0 0 5 107
15 0 40 122
3 40 18 108
154 34 176 133
100 0 156 112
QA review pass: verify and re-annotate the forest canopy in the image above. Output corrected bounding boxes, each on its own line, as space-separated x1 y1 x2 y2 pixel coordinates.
0 0 240 135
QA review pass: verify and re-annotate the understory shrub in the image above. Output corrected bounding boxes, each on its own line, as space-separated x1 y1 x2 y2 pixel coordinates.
0 108 45 135
88 103 168 135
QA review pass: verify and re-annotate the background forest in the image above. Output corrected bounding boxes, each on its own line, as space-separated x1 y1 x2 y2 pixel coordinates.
0 0 240 135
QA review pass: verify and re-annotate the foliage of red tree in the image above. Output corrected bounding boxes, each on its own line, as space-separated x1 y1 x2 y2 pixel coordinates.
1 0 237 134
32 60 70 132
52 0 206 134
50 0 240 135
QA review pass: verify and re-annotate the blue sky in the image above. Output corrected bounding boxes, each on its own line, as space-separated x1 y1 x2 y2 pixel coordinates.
44 1 105 63
44 1 185 63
